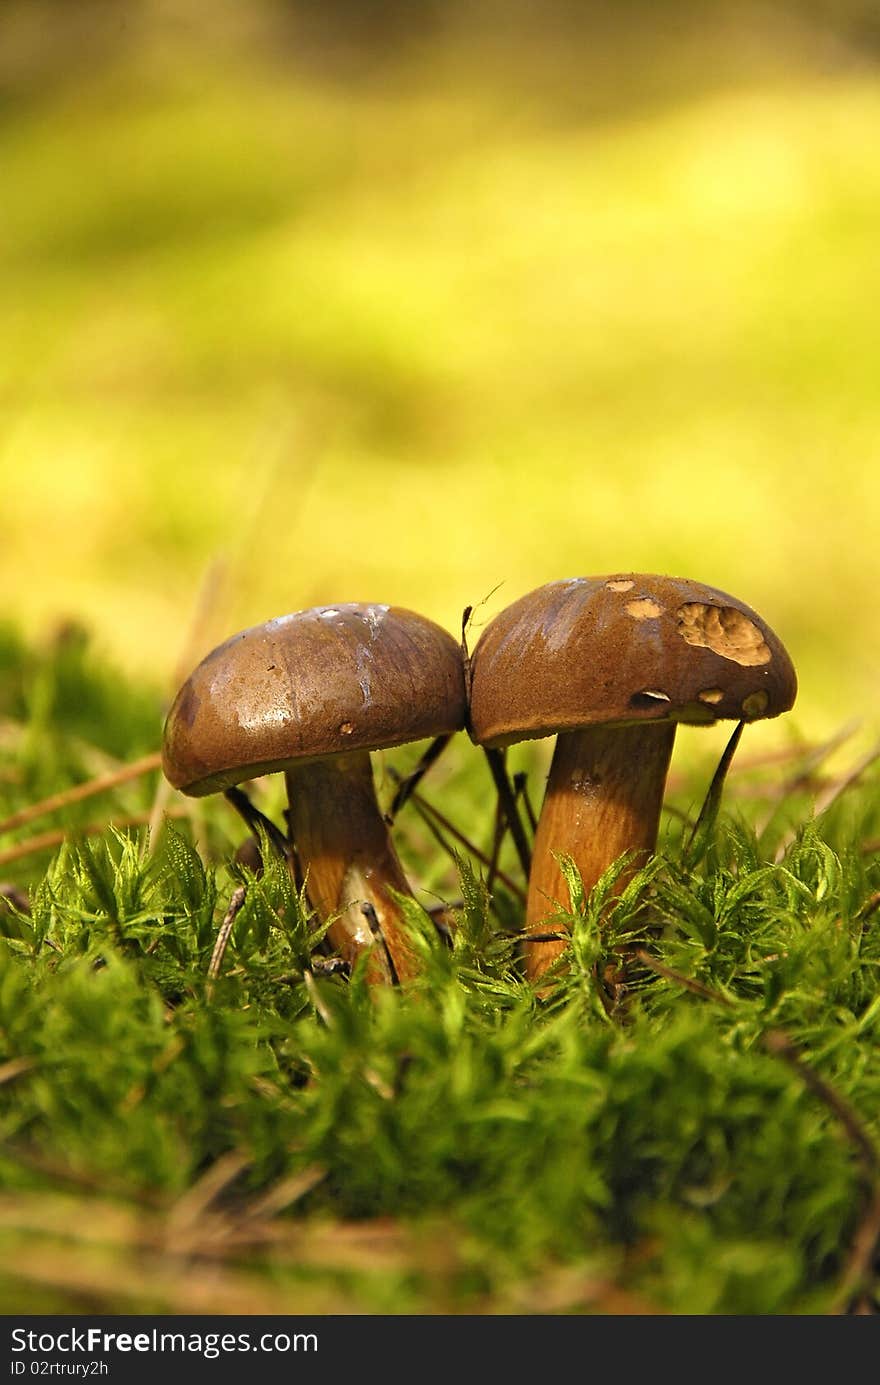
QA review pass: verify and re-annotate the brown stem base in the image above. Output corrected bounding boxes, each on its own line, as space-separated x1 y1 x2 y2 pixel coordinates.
525 721 676 982
285 753 422 985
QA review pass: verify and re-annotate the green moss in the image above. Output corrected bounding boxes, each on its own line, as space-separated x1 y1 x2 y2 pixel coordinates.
0 628 877 1313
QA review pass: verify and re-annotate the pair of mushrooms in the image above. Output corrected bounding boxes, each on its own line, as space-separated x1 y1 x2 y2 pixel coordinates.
162 576 796 985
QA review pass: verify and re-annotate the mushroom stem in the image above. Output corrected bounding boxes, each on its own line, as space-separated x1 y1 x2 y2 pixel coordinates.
284 752 422 984
524 721 676 981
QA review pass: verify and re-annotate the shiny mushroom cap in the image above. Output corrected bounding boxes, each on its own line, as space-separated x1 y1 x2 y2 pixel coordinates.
163 603 467 796
468 574 797 748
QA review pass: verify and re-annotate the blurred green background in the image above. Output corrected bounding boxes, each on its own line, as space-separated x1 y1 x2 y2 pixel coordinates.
3 0 879 760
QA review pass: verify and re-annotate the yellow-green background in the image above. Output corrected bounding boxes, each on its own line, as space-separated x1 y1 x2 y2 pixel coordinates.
3 0 879 762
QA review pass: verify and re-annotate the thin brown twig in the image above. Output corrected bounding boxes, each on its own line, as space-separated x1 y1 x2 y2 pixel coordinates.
166 1151 253 1235
405 789 526 903
513 770 538 836
637 957 878 1163
0 810 188 868
484 747 532 879
460 604 474 694
856 892 880 924
807 742 880 823
761 1029 880 1316
762 1029 878 1176
683 719 745 861
0 753 162 838
0 883 31 914
810 740 880 817
638 951 880 1311
386 734 453 823
663 731 850 796
774 739 880 863
0 1147 165 1207
147 448 301 856
635 948 734 1007
829 1185 880 1315
223 787 290 860
635 957 880 1170
303 969 335 1027
145 557 231 855
206 885 248 991
243 1165 327 1223
0 1057 37 1087
485 795 505 897
401 799 470 886
754 719 862 836
514 930 567 943
663 802 697 828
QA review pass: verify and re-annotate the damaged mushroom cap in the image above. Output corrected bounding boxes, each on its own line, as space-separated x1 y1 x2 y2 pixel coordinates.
163 603 468 796
468 574 797 747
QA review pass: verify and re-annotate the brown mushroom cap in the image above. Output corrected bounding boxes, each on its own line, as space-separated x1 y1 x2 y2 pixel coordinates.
468 574 797 748
163 603 467 795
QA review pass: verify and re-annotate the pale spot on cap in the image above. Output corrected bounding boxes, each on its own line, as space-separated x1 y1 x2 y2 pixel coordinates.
741 690 770 717
606 578 635 592
677 603 771 667
626 598 663 620
673 701 719 725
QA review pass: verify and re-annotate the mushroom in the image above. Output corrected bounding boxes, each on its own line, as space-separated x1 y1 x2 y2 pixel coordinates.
162 603 467 984
467 575 797 982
